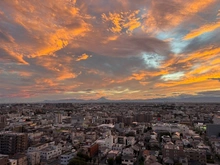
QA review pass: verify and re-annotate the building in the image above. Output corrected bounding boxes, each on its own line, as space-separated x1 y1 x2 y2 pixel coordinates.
88 143 99 158
122 147 134 156
95 135 113 149
123 116 134 126
40 145 62 160
152 123 189 134
122 155 135 165
206 124 220 137
10 154 27 165
213 115 220 124
0 115 7 130
144 155 162 165
27 151 40 165
184 148 206 165
9 159 17 165
126 137 136 146
0 154 10 165
28 143 49 152
134 113 152 123
55 113 62 124
60 152 75 165
28 132 43 143
118 136 127 144
162 142 184 161
0 132 28 155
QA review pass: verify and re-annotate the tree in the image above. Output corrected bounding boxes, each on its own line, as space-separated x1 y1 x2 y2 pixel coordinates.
139 156 145 165
68 157 87 165
115 155 122 164
77 152 90 162
107 158 114 165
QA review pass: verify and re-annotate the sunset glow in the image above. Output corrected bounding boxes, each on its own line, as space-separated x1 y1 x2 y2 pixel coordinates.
0 0 220 103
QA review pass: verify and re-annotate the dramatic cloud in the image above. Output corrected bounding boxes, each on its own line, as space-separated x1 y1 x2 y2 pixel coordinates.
0 0 220 102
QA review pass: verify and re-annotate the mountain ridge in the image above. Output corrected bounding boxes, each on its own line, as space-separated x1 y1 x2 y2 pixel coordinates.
43 96 220 103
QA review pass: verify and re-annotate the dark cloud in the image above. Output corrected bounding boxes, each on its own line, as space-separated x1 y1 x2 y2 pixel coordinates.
209 78 220 82
197 90 220 96
0 31 12 43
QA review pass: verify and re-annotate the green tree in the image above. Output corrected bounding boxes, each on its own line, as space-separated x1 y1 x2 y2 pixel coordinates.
77 152 90 162
107 158 114 165
68 157 87 165
115 155 122 164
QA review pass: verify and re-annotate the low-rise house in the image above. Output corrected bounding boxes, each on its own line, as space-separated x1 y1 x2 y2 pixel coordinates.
107 150 120 160
126 137 136 146
10 154 28 165
122 147 134 156
0 154 10 165
175 140 184 149
144 155 162 165
40 145 62 160
112 144 124 151
122 155 135 165
60 152 75 165
9 159 17 165
149 138 160 148
27 151 40 165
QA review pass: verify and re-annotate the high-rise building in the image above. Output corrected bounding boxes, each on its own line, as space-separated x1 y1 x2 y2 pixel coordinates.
123 116 133 125
55 113 62 124
0 132 28 155
134 113 152 123
206 124 220 137
0 115 7 130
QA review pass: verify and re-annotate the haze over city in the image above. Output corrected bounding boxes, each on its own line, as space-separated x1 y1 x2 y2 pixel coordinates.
1 0 220 103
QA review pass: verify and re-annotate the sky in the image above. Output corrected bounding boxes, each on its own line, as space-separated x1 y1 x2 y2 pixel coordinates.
0 0 220 103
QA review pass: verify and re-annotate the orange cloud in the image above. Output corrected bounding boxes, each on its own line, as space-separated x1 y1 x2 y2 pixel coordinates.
76 53 90 61
211 58 220 65
102 35 119 44
144 0 215 33
36 56 80 81
102 10 141 33
35 78 57 87
57 71 78 81
184 21 220 40
131 70 169 81
19 71 32 77
157 71 220 88
2 47 29 65
178 47 220 64
0 0 91 63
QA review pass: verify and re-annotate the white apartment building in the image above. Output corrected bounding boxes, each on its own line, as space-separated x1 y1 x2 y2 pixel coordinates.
95 135 114 149
40 145 62 160
152 123 189 134
28 143 49 152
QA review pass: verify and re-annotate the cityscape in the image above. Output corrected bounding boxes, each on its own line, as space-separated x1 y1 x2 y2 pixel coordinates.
0 102 220 165
1 0 220 165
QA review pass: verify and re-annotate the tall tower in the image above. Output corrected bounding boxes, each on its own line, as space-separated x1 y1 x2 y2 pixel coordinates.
55 113 62 124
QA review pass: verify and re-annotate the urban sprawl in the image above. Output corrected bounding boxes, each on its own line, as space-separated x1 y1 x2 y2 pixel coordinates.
0 103 220 165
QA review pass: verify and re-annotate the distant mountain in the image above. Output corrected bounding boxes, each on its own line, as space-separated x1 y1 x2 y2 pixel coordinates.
96 97 109 102
42 95 220 103
146 96 220 103
43 97 110 103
